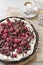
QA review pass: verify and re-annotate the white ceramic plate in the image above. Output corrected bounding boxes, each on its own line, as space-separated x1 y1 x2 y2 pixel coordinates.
20 1 38 18
20 7 38 18
21 11 38 18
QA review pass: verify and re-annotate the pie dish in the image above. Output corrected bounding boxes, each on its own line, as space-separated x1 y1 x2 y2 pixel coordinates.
0 17 38 65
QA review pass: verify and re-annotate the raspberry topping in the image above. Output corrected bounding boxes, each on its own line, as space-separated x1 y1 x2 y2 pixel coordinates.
0 18 34 58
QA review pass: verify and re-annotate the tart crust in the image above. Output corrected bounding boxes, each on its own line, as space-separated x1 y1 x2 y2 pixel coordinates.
4 52 36 65
0 17 38 65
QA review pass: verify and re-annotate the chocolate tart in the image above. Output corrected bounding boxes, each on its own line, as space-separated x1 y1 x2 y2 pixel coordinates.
0 17 38 65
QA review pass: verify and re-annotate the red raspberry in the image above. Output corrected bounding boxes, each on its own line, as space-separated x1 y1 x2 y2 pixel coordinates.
6 18 10 22
9 23 12 27
10 47 13 51
6 37 10 42
0 28 4 33
10 27 14 32
27 44 31 49
2 33 7 39
13 38 20 43
10 36 13 39
20 21 24 26
16 47 22 54
26 31 30 35
4 29 9 33
2 26 5 29
16 29 20 33
24 50 27 54
18 36 20 38
20 41 27 46
2 42 5 44
19 33 22 36
23 37 28 41
1 23 4 26
23 37 27 41
0 32 2 35
24 27 28 30
5 52 10 56
0 51 3 54
22 33 25 37
7 19 12 27
13 28 15 31
14 32 17 35
5 42 9 47
16 24 20 27
12 53 17 58
31 34 34 39
23 35 28 40
6 47 9 50
2 45 6 49
13 44 17 48
20 42 24 46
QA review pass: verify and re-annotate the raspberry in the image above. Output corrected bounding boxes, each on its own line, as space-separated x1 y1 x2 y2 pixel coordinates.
19 33 22 36
24 27 28 30
10 28 14 32
6 37 10 42
20 21 24 26
10 47 13 51
27 44 31 49
23 37 28 41
17 24 20 26
2 26 5 29
5 42 9 47
2 33 7 39
4 29 9 33
16 47 22 54
26 31 30 35
9 23 12 27
16 29 20 33
5 52 10 56
1 23 4 26
12 53 17 58
23 35 28 40
0 32 2 35
18 36 20 38
14 32 17 35
7 19 12 27
0 28 4 33
22 33 25 37
20 41 27 46
6 18 10 22
31 34 34 39
13 44 17 48
20 42 24 46
2 45 5 49
13 38 20 43
6 47 9 50
0 51 3 54
24 50 27 54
